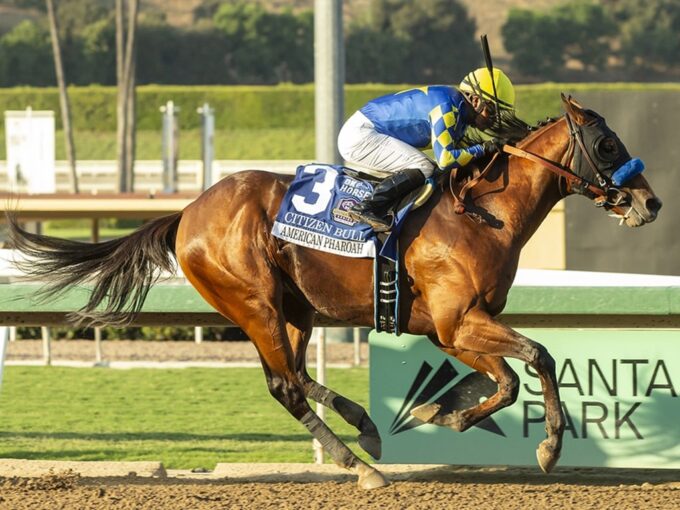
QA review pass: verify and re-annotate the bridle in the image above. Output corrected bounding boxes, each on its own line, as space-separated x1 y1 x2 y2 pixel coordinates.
450 111 633 221
502 112 631 217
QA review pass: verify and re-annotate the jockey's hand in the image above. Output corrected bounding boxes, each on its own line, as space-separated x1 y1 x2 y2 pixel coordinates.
482 139 504 155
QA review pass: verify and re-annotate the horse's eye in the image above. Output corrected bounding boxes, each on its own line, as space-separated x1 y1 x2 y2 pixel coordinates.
601 138 616 153
596 137 619 161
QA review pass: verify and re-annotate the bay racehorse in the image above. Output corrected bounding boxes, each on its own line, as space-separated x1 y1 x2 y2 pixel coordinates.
8 95 661 488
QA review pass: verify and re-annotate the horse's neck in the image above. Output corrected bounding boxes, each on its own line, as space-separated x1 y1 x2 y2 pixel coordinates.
500 119 569 247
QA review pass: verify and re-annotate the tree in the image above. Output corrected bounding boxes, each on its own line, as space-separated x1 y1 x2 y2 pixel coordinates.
5 0 45 9
503 8 569 78
346 0 478 83
80 18 116 85
502 1 616 79
603 0 680 70
46 0 79 193
345 26 410 83
55 0 108 36
552 1 616 71
0 21 53 86
378 0 479 82
111 20 230 85
213 2 313 84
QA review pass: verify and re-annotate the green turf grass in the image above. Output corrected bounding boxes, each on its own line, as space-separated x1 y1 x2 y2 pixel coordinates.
0 366 370 469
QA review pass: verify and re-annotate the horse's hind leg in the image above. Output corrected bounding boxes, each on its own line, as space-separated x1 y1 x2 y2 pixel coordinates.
181 262 387 488
303 373 382 461
283 299 381 460
254 322 388 488
412 349 519 432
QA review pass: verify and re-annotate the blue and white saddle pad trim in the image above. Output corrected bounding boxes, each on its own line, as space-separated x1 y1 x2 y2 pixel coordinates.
272 163 377 258
272 163 429 262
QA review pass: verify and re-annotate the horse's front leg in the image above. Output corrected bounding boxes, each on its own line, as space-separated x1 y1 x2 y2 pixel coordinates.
429 308 565 473
411 348 520 432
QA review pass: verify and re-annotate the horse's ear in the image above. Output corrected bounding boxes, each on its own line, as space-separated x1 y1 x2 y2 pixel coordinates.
560 93 588 125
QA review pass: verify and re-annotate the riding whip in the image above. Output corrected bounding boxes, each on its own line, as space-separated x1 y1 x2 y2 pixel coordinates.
480 34 502 128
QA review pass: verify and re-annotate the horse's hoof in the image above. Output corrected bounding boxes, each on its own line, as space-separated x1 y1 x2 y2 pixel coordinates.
358 432 382 460
536 440 560 473
437 411 466 432
410 402 441 423
355 464 390 490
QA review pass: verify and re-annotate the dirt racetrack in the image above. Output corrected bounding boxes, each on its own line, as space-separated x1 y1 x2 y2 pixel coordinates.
0 465 678 510
4 338 368 365
3 341 679 509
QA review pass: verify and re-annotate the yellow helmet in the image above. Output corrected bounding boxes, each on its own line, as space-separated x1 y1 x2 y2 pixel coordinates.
459 68 515 110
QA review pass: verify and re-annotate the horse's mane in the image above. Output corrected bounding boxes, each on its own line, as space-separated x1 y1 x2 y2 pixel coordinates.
462 110 562 148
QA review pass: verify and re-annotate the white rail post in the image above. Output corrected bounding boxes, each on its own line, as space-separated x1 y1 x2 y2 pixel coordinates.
161 100 179 193
313 0 343 464
197 103 215 191
41 326 51 366
313 327 327 464
353 327 361 366
94 327 103 364
0 327 9 391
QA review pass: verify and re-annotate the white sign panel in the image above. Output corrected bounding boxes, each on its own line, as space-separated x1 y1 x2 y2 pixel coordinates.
5 109 56 193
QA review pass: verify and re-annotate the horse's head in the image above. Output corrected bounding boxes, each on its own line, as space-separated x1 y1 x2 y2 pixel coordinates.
560 94 662 227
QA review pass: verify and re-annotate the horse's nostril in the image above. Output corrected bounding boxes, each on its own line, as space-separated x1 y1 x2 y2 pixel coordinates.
646 197 662 215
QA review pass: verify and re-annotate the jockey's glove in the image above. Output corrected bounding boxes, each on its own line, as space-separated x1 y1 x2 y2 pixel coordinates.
482 139 504 155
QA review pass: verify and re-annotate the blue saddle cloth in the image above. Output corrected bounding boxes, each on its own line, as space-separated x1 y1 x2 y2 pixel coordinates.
272 163 413 262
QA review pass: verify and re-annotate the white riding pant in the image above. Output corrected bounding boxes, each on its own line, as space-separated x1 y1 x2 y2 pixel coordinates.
337 111 436 178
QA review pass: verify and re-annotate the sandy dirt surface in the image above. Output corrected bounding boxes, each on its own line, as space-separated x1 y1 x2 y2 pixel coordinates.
3 341 679 509
0 466 678 510
5 339 368 365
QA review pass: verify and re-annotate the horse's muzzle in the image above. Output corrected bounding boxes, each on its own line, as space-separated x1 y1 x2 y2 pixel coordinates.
644 197 663 222
623 195 662 227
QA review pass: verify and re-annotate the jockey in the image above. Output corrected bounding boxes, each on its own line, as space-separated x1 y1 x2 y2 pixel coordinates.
338 67 516 231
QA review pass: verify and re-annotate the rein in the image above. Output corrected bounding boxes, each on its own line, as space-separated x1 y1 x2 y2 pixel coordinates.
501 115 630 217
449 114 630 222
502 144 605 197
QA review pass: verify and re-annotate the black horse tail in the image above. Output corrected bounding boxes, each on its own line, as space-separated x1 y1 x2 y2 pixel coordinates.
6 212 182 326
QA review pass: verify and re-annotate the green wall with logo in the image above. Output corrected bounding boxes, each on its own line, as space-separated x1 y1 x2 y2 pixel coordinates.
370 330 680 468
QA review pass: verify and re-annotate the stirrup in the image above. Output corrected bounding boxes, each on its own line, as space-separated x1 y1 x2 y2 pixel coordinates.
347 210 394 233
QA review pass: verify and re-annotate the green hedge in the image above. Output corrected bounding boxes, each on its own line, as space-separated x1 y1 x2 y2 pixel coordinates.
0 82 678 131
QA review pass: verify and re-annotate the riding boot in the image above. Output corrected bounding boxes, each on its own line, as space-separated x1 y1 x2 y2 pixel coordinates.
349 168 426 232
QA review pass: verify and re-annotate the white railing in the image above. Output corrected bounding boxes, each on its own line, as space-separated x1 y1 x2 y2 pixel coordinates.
0 249 365 371
0 160 300 194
